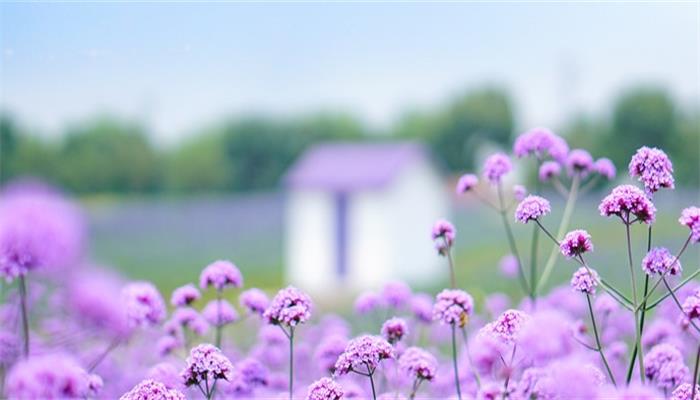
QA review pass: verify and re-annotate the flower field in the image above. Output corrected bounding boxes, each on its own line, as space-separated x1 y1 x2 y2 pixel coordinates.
0 128 699 400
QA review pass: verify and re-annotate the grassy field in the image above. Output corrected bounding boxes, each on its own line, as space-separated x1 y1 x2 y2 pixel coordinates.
86 189 699 306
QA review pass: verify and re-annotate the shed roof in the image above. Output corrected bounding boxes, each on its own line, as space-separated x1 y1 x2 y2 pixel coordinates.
284 142 432 192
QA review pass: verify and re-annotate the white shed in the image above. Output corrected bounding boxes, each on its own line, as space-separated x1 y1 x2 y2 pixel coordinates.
283 142 450 293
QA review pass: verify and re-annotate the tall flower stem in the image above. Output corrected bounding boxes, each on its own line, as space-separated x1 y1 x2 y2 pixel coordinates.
497 183 530 299
624 220 645 383
692 344 700 400
451 324 462 400
408 377 423 400
460 327 481 388
366 364 377 400
215 290 223 349
537 175 579 293
529 162 542 302
444 237 457 289
661 277 700 333
635 234 693 310
18 275 29 358
88 337 122 372
586 294 616 386
627 225 653 383
288 327 295 400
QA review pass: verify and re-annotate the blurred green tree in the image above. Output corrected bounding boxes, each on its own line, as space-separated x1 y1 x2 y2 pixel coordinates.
164 133 229 193
1 114 61 185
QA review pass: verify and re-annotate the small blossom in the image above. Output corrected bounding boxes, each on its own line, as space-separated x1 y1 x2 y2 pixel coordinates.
306 377 343 400
381 281 412 309
224 358 269 396
560 230 593 258
594 158 616 180
157 335 181 357
515 195 551 223
566 149 594 177
170 284 200 307
499 254 519 278
334 335 394 376
199 260 243 291
513 127 569 162
672 383 700 400
431 219 456 248
538 161 562 182
172 307 209 335
629 146 675 194
263 286 312 327
381 317 408 344
410 293 433 324
433 289 474 327
682 289 700 320
482 153 512 184
147 363 183 391
599 184 656 224
181 344 234 387
570 267 600 294
679 207 700 243
456 174 478 194
642 247 681 276
645 344 687 390
6 354 99 399
354 291 381 315
239 288 270 316
481 309 530 343
315 334 348 374
202 299 239 327
513 185 527 201
398 347 438 381
120 379 186 400
122 281 166 329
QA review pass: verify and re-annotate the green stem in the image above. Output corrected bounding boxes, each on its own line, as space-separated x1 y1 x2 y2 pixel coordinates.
451 324 462 400
289 327 295 400
646 268 700 310
692 345 700 400
529 223 539 302
624 220 644 383
537 175 579 292
586 294 616 386
460 327 481 388
662 277 700 333
18 275 29 358
497 183 531 299
215 291 223 349
444 237 457 289
367 365 377 400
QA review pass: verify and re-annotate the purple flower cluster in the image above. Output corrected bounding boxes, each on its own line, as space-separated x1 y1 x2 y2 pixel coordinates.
565 149 594 177
263 285 312 327
170 284 200 307
682 289 700 320
482 152 512 184
679 206 700 243
513 127 569 162
398 347 438 381
570 267 600 294
594 158 616 180
432 289 474 326
172 307 209 335
381 317 408 344
672 384 700 400
202 299 239 327
240 288 270 316
642 247 681 276
456 173 478 194
354 291 381 314
306 377 343 400
599 184 656 224
199 260 243 291
538 161 562 182
629 146 675 194
334 335 394 376
481 309 529 343
515 195 551 223
644 343 688 390
122 281 166 329
559 229 593 258
120 379 185 400
410 293 434 323
181 343 234 387
5 354 101 399
431 219 456 249
381 281 412 309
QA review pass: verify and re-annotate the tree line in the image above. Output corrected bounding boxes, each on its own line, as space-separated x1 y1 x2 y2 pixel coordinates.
1 86 697 194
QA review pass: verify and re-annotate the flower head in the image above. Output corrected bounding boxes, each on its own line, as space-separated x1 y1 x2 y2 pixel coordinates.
381 281 412 309
122 281 166 328
410 293 433 324
598 184 656 224
570 267 600 294
354 291 381 315
121 379 185 400
315 334 348 374
171 284 200 307
513 127 569 162
538 161 562 182
642 247 681 276
431 219 456 249
381 317 408 344
560 230 593 258
239 288 270 316
6 354 99 399
566 149 594 177
645 343 687 390
515 195 551 223
433 289 474 327
202 299 239 327
224 358 269 396
629 146 674 194
594 158 616 180
679 207 700 243
482 153 512 184
482 309 530 343
263 286 312 327
172 307 209 335
456 174 478 194
682 289 700 320
512 185 527 202
398 347 438 381
181 344 234 387
199 260 243 291
499 254 519 278
334 335 394 376
672 383 700 400
306 377 343 400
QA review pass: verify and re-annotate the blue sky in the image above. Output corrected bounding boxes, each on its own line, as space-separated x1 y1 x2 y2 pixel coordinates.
1 2 698 145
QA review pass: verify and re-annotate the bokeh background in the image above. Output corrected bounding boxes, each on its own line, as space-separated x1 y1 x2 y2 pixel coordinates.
1 2 698 302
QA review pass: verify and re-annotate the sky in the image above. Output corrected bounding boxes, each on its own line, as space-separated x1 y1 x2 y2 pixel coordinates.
0 2 698 145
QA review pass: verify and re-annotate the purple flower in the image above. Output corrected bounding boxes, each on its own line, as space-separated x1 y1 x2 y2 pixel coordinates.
679 206 700 243
559 229 593 258
672 384 700 400
181 343 234 387
172 307 209 335
599 184 656 224
157 335 181 357
68 270 129 336
499 254 519 278
538 161 562 182
456 174 478 194
199 260 243 291
482 309 529 343
170 284 200 307
410 293 434 323
513 184 527 201
645 343 687 389
0 330 19 367
642 247 681 276
398 347 438 381
306 377 343 400
381 317 408 344
381 281 412 309
570 267 600 294
202 299 239 327
6 354 98 399
315 334 348 373
513 127 569 162
223 357 269 396
432 289 474 327
431 219 456 248
482 152 512 184
515 195 551 223
147 363 184 390
120 379 186 400
263 286 312 327
629 146 675 194
122 281 166 328
515 368 553 400
565 149 594 177
594 158 616 180
354 291 381 315
334 335 394 376
239 288 270 316
682 289 700 320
